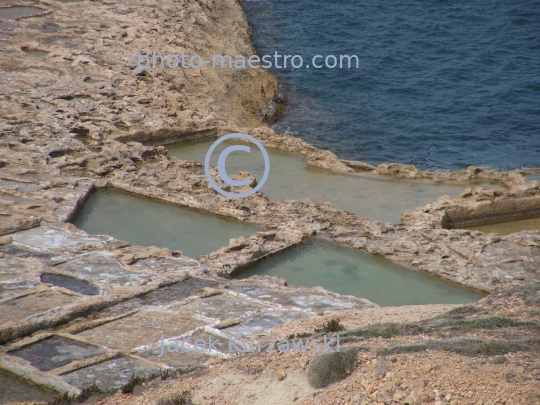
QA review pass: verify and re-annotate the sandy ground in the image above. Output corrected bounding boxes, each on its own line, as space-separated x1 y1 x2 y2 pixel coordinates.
270 304 460 339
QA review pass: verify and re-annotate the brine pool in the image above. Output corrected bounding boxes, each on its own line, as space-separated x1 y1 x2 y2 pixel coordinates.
232 238 485 306
72 189 484 306
461 216 540 236
167 138 501 224
72 189 264 258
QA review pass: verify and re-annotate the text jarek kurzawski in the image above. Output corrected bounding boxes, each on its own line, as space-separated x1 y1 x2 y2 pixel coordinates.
158 334 340 357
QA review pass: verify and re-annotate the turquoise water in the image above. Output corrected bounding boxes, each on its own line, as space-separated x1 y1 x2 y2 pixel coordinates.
72 189 263 258
168 138 499 224
233 239 485 306
243 1 540 171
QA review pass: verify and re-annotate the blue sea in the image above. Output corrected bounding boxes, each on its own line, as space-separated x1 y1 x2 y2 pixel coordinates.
243 0 540 171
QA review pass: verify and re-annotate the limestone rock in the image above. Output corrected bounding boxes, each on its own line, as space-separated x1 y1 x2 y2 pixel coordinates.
216 318 240 329
227 236 248 252
340 159 376 172
191 287 222 298
120 254 135 265
0 236 12 245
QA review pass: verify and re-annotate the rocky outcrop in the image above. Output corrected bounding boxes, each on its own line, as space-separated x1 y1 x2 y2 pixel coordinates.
1 0 281 146
374 163 527 187
403 183 540 229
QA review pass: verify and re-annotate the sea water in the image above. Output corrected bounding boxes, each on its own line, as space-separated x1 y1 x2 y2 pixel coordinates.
243 0 540 171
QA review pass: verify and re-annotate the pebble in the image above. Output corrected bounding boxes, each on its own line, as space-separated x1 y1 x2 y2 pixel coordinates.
0 236 12 245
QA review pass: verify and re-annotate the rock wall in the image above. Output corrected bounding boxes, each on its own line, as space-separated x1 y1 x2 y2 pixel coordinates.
403 183 540 229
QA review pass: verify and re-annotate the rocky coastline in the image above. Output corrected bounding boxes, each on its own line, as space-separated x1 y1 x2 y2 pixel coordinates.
1 1 539 404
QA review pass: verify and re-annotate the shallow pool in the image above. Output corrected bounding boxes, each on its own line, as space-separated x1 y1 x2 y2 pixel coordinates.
232 238 485 306
168 138 496 224
72 189 264 258
463 216 540 236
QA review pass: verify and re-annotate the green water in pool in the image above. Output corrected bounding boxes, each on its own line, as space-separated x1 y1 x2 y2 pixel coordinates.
167 138 502 224
72 189 264 258
233 239 485 306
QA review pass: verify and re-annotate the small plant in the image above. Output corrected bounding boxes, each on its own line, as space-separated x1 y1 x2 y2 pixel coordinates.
432 317 538 333
160 368 177 380
286 332 313 339
344 322 424 338
490 356 508 364
176 366 206 375
307 347 361 388
121 374 145 394
443 305 480 319
377 338 539 358
47 392 71 405
315 317 345 333
377 343 428 356
155 391 194 405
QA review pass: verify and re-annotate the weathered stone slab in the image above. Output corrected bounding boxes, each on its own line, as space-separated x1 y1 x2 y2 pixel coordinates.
0 255 42 282
8 336 106 372
61 356 159 391
132 256 203 274
227 282 373 313
78 310 211 351
138 345 212 370
473 241 540 283
56 252 153 286
85 298 145 320
0 179 38 193
187 330 230 353
0 256 42 300
0 244 57 259
0 289 77 324
223 311 312 338
138 277 221 306
0 279 39 301
10 226 107 251
41 273 100 296
175 293 267 320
